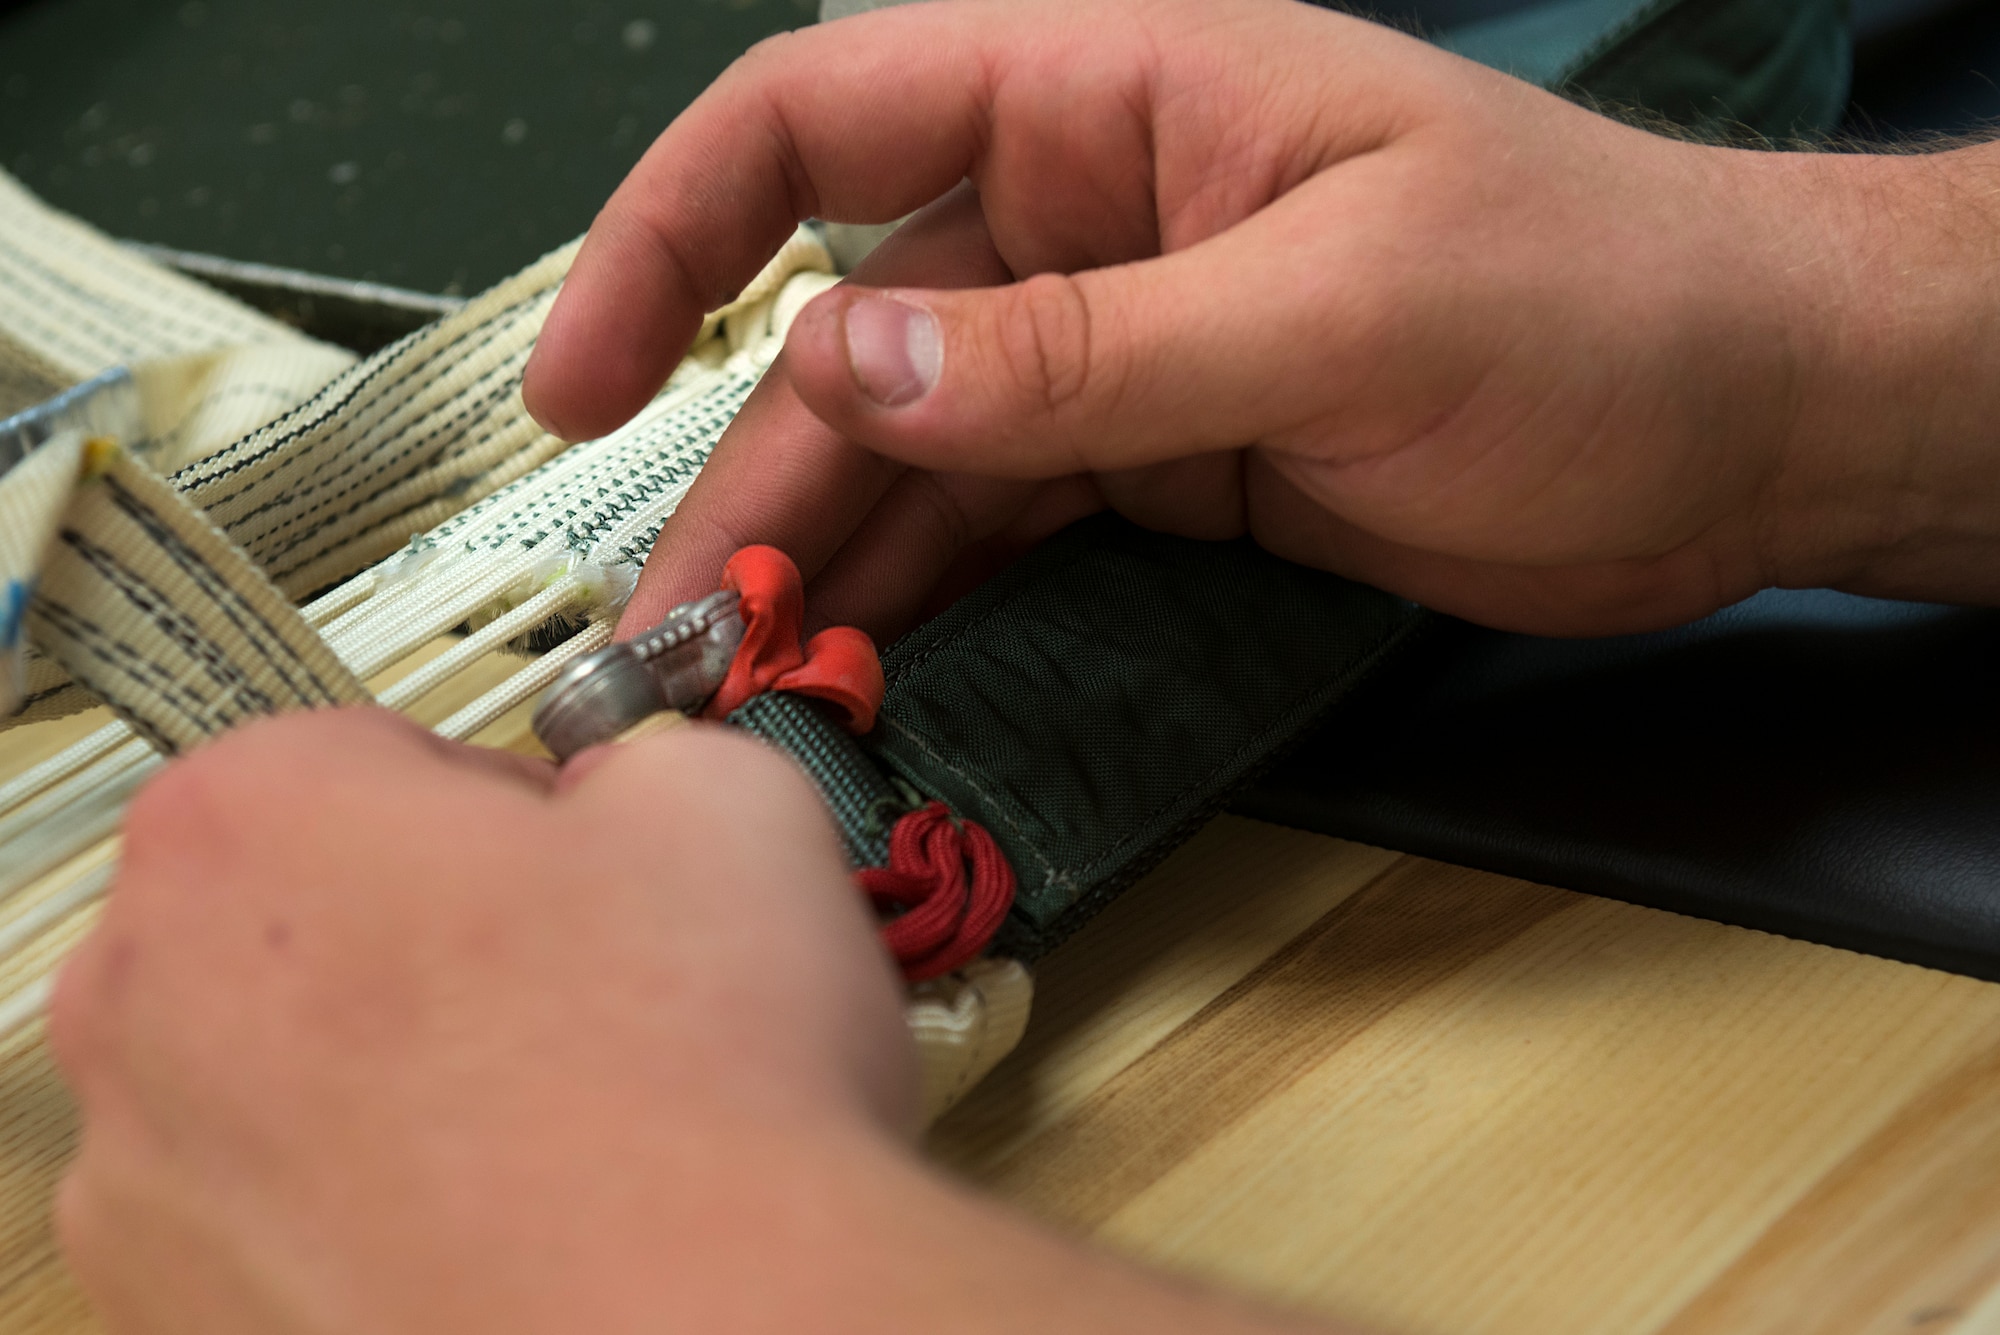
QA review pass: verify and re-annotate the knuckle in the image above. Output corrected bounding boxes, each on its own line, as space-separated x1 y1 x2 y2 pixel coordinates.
589 722 831 847
120 709 388 877
312 703 430 757
679 723 823 816
1000 272 1100 420
685 720 802 788
602 719 766 791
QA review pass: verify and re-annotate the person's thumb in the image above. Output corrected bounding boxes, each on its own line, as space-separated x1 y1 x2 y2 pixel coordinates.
780 210 1342 479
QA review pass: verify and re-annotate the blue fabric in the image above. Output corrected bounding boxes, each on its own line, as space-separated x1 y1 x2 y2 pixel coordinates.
1439 0 1655 85
1435 0 1853 138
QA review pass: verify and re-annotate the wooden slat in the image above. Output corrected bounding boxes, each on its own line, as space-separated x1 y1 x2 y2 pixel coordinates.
0 1023 88 1330
1657 1040 2000 1335
934 817 2000 1335
939 857 1574 1228
931 819 1403 1176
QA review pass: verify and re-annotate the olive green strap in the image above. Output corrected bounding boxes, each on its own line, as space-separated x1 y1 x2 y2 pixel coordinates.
729 691 904 869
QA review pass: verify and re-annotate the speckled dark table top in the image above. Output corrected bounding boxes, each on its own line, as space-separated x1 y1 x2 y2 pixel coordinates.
10 0 2000 299
0 0 811 295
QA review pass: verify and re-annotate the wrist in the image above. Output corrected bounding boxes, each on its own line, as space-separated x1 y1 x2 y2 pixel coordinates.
1759 140 2000 602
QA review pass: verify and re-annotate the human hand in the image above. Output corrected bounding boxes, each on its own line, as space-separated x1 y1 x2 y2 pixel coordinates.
49 708 917 1333
524 0 2000 641
49 708 1337 1334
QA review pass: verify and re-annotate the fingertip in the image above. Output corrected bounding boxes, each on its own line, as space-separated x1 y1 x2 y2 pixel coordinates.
521 302 656 445
519 345 583 444
782 284 944 443
555 718 794 810
525 217 714 442
778 285 849 405
551 740 618 795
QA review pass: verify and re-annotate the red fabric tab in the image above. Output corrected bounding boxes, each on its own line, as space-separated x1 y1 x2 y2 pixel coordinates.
701 545 883 733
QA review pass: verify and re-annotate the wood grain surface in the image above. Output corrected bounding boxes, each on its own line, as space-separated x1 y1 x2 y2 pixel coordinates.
931 818 2000 1335
3 687 2000 1332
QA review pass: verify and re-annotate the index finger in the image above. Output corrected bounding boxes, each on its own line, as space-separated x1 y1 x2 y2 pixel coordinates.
521 4 1010 443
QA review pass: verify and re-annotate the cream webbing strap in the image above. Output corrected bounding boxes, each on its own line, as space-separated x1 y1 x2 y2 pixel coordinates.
0 170 349 423
5 243 584 728
26 443 370 754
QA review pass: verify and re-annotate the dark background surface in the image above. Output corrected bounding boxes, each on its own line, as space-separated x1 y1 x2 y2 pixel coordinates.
1845 0 2000 136
1 0 1997 297
0 0 812 294
1239 590 2000 980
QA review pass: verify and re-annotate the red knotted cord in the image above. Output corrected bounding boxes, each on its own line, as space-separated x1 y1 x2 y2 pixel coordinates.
708 547 1016 980
857 802 1017 983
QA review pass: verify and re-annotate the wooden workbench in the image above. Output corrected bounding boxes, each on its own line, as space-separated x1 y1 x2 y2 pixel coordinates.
932 818 2000 1335
3 699 1999 1332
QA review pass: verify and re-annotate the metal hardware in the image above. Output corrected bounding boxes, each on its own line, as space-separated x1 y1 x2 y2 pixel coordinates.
530 590 745 760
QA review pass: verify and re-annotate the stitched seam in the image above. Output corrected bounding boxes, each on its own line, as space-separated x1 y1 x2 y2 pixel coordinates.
870 714 1063 888
56 528 278 716
171 283 554 501
105 476 350 705
31 597 216 748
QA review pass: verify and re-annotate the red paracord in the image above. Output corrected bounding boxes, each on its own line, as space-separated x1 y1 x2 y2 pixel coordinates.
709 547 1016 980
858 803 1017 983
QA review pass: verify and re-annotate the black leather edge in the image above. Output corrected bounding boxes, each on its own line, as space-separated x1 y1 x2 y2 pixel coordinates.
1238 591 2000 980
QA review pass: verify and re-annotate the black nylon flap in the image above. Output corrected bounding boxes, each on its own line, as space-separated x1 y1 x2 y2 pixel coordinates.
866 515 1429 959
